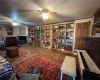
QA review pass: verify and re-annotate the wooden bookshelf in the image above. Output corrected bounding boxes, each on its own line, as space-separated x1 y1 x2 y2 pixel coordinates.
40 23 74 52
28 27 34 46
57 24 66 50
52 24 59 50
65 24 74 52
40 26 46 48
45 26 50 48
52 24 67 50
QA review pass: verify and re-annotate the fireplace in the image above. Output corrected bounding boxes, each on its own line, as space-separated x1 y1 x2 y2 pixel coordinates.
18 36 27 44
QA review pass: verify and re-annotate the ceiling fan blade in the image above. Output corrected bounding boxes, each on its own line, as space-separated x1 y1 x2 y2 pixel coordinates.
18 9 37 12
37 10 42 13
49 12 57 15
0 14 12 21
0 17 13 23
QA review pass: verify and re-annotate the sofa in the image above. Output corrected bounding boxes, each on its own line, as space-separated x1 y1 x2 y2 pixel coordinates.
0 55 13 79
1 67 42 80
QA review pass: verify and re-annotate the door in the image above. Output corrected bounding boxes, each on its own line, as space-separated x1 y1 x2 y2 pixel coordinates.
75 22 90 49
36 30 40 47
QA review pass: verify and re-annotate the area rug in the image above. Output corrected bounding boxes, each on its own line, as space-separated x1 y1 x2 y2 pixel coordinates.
0 48 72 80
14 55 72 80
10 49 39 65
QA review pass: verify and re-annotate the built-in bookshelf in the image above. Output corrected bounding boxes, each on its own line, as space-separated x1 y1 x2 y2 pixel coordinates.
28 27 34 46
65 24 74 52
40 26 51 48
40 23 74 52
40 26 46 48
45 26 50 48
57 24 66 50
52 25 59 50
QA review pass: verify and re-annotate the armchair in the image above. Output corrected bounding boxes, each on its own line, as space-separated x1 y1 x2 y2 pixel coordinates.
8 73 39 80
0 67 42 80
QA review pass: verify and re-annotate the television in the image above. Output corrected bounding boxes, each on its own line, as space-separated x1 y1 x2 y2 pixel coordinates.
83 70 100 80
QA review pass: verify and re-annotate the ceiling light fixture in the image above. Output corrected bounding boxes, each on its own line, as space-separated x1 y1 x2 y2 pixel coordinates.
42 13 48 19
12 22 19 26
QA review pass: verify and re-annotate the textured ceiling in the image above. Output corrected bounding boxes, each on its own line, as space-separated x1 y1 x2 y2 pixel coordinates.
0 0 100 26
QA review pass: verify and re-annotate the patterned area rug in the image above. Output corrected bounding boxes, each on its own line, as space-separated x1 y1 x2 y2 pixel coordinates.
0 48 72 80
14 55 71 80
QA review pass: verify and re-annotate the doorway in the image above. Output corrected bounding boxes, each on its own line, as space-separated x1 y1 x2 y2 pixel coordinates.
36 30 40 47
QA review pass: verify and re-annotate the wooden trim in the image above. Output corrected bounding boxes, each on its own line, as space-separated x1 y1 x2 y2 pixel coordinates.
74 17 92 21
50 25 53 49
92 8 100 17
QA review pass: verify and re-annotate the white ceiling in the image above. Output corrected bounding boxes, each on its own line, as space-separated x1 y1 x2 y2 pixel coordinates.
0 0 100 26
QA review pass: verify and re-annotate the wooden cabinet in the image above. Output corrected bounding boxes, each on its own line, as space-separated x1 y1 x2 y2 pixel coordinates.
92 8 100 36
75 22 90 49
94 8 100 23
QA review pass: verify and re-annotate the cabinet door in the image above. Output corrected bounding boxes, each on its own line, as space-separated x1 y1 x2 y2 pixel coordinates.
75 22 90 49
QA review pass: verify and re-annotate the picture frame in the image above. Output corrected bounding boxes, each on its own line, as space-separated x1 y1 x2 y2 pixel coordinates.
7 32 13 35
6 27 13 32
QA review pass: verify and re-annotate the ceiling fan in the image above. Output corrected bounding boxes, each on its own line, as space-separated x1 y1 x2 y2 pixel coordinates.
0 8 57 26
37 8 57 14
36 8 57 19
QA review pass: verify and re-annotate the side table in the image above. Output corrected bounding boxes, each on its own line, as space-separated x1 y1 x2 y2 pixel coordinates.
6 47 19 58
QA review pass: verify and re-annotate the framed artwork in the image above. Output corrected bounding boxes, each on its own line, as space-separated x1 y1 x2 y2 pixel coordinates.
7 32 13 35
6 27 13 32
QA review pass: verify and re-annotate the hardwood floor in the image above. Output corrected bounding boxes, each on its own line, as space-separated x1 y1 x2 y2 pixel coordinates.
19 46 78 64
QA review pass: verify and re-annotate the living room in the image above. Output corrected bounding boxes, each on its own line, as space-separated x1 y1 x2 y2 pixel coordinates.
0 0 100 80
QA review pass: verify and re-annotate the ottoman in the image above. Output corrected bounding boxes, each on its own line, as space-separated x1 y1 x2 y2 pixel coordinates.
6 47 19 58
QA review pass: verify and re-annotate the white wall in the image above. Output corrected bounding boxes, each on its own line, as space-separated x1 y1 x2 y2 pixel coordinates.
0 25 28 38
1 25 18 37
